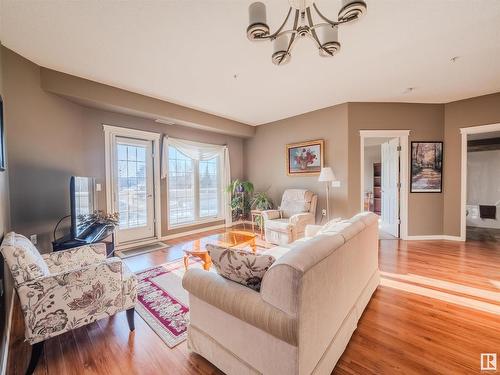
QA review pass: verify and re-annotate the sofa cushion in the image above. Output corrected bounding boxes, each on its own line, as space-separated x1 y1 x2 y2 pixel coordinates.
207 244 276 291
265 218 293 233
317 217 344 234
1 232 50 286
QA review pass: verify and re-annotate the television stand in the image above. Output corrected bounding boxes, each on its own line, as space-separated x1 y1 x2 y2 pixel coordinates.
52 223 115 256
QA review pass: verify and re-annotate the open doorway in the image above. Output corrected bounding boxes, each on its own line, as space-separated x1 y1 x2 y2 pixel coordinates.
360 130 410 240
465 131 500 242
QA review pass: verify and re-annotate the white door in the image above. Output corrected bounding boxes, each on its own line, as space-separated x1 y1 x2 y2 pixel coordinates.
113 137 155 243
381 138 400 237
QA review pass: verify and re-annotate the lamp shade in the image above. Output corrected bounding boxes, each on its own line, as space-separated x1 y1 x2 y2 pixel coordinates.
249 2 267 26
318 167 335 182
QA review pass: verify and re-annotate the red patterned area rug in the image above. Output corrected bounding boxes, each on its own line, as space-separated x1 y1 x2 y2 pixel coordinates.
134 238 273 348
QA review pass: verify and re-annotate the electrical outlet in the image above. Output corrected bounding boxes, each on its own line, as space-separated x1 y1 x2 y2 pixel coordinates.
321 209 327 216
30 234 37 245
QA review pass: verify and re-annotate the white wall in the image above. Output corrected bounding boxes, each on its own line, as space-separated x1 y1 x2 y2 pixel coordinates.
467 149 500 228
364 145 381 194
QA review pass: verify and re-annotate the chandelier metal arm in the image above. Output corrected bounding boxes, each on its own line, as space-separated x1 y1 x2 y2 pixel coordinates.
306 7 329 56
286 9 300 50
247 0 367 64
312 3 341 26
277 9 300 65
252 7 293 40
269 7 293 39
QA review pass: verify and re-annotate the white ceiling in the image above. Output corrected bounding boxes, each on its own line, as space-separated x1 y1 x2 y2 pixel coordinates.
1 0 500 126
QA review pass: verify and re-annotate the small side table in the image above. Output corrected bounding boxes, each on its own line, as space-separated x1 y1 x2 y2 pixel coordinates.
250 210 264 238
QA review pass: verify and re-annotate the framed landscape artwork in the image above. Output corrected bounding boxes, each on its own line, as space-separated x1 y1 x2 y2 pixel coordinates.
411 141 443 193
286 139 324 176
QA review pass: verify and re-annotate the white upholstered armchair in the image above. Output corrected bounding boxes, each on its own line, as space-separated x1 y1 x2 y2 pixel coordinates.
0 232 137 375
262 189 318 245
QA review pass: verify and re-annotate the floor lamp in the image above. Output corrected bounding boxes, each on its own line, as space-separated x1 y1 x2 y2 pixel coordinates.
318 167 335 221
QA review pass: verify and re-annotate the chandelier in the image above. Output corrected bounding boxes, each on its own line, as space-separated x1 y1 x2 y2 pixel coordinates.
247 0 367 65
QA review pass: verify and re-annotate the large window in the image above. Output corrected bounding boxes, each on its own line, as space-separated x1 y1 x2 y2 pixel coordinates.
168 146 220 227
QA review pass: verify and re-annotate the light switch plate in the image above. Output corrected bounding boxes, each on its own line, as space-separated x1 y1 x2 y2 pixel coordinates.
96 183 102 192
331 180 341 187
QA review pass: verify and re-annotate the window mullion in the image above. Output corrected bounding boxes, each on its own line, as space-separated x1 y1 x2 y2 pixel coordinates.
194 159 200 221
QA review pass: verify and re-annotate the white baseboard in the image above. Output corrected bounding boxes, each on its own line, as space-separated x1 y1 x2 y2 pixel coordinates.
161 224 226 241
116 237 161 251
406 235 464 241
1 293 14 375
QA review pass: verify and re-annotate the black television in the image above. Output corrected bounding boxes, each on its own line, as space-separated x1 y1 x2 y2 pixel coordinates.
70 176 96 239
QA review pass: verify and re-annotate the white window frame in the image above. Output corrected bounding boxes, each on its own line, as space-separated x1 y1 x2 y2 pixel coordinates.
103 125 162 247
166 145 223 230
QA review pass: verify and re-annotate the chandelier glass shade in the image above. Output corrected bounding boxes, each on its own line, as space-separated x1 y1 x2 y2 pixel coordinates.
247 0 367 65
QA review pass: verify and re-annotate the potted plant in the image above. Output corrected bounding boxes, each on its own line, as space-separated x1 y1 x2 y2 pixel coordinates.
250 192 273 229
226 179 254 221
78 210 120 231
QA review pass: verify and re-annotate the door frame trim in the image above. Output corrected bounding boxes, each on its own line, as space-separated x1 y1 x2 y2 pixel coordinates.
103 124 162 247
459 122 500 241
360 130 410 240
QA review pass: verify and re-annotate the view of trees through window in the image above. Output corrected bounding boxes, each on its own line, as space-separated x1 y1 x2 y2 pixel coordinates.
168 146 219 226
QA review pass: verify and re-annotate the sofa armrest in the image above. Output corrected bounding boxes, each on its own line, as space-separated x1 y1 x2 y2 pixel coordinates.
261 210 282 220
289 212 315 233
182 268 297 345
17 257 124 344
42 243 107 273
305 224 323 237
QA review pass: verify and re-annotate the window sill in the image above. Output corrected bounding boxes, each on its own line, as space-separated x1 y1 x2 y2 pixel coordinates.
167 217 224 231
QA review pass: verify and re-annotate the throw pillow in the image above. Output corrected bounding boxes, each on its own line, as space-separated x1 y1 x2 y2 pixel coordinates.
206 244 276 291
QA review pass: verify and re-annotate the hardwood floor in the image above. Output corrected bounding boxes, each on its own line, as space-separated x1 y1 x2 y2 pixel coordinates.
7 229 500 375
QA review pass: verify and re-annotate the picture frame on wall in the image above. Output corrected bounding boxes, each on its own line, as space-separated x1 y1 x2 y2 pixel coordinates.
0 96 4 171
410 141 443 193
286 139 324 176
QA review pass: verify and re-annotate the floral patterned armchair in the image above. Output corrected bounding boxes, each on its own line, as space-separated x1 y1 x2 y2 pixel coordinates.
0 232 137 374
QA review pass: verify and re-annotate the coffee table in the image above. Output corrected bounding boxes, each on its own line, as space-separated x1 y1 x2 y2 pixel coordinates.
183 230 257 271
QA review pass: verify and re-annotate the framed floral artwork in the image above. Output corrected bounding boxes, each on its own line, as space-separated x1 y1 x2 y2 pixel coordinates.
286 139 324 176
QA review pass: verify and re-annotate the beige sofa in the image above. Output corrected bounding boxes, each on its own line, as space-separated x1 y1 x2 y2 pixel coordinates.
183 212 379 375
262 189 318 245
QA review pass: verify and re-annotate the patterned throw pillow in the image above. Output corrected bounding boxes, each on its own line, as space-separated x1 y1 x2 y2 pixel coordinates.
206 244 276 291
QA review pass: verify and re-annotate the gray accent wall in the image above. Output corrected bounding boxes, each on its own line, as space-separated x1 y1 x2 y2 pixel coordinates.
0 41 13 375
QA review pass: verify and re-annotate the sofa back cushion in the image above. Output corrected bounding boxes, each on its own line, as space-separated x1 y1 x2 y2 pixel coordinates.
280 189 315 218
260 212 378 315
207 244 276 291
0 232 50 286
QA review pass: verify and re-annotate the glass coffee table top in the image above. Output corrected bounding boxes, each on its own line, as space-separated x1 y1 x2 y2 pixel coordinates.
183 230 257 270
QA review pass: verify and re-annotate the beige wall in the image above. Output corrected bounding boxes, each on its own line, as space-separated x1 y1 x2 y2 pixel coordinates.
348 103 445 236
80 107 244 236
40 68 255 138
244 104 349 222
2 47 244 249
443 93 500 236
3 45 500 241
